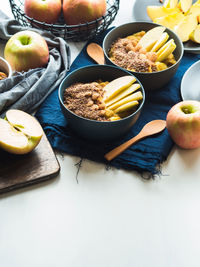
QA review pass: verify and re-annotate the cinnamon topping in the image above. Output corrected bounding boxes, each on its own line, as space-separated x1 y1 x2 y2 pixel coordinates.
109 34 159 73
63 82 110 121
108 30 176 73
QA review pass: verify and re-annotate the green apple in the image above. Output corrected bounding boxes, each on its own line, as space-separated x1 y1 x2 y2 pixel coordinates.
4 30 49 72
0 110 43 154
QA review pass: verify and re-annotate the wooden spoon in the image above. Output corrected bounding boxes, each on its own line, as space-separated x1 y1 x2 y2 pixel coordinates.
104 120 166 161
86 43 105 65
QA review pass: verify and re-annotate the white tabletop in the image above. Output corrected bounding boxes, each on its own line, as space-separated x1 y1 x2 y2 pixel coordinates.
1 1 200 267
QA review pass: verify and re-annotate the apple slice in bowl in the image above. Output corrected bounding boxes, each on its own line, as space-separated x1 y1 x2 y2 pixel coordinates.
0 110 43 154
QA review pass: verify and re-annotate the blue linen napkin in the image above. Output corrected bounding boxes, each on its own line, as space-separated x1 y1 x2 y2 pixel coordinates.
36 28 200 176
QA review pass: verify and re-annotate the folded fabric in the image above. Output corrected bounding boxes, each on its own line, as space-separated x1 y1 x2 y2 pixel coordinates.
36 28 200 176
0 10 70 118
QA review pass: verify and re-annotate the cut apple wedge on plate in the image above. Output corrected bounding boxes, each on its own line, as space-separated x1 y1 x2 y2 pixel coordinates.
163 0 170 8
137 26 166 51
174 14 198 42
156 39 176 62
147 6 181 21
179 0 192 13
189 24 200 43
103 76 136 102
105 83 141 107
163 0 178 8
154 12 185 29
0 109 43 155
187 4 200 23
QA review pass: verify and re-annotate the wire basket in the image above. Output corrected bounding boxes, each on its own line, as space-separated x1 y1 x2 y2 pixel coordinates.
9 0 120 42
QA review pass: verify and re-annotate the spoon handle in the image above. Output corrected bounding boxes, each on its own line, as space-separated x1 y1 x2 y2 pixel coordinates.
104 133 143 161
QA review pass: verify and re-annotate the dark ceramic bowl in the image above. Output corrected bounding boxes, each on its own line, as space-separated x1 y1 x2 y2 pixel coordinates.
58 65 145 142
103 21 184 91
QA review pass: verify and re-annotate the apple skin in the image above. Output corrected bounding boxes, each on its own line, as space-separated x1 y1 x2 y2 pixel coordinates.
62 0 106 25
24 0 62 24
4 30 49 72
166 100 200 149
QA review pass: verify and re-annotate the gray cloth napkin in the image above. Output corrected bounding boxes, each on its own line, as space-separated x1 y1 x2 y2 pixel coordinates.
0 10 70 118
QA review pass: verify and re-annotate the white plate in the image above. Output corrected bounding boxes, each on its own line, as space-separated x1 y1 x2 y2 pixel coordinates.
181 60 200 100
132 0 200 54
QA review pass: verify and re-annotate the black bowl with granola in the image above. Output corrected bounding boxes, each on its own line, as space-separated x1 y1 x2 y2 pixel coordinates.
103 22 184 91
58 65 145 142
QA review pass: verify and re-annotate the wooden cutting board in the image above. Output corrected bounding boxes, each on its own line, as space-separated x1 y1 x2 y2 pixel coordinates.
0 133 60 194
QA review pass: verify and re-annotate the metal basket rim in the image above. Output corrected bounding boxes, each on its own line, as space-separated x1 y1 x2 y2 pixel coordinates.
9 0 120 30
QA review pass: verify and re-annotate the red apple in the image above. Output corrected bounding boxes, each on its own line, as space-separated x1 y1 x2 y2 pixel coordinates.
24 0 62 24
4 30 49 72
62 0 107 25
166 100 200 149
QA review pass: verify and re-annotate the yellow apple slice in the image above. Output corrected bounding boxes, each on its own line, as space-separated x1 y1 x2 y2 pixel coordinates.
137 26 166 51
180 0 192 13
147 6 181 21
164 0 179 8
156 39 176 62
0 109 43 154
109 115 121 121
103 76 136 102
114 101 139 114
163 0 171 8
189 24 200 43
151 32 169 52
192 0 200 6
154 13 185 30
105 83 141 107
108 91 143 111
187 4 200 23
173 14 198 42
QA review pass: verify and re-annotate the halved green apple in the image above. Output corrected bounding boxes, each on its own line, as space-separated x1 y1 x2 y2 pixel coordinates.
0 109 43 154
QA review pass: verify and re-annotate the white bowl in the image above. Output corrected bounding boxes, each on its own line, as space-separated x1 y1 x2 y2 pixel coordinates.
181 60 200 101
0 57 12 78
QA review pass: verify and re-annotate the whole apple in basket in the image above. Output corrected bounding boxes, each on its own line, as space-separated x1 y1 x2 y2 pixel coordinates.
4 30 49 72
166 100 200 149
24 0 62 24
63 0 107 25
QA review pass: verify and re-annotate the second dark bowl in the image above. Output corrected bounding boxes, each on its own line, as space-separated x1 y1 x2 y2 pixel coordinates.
103 22 184 91
58 65 145 142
